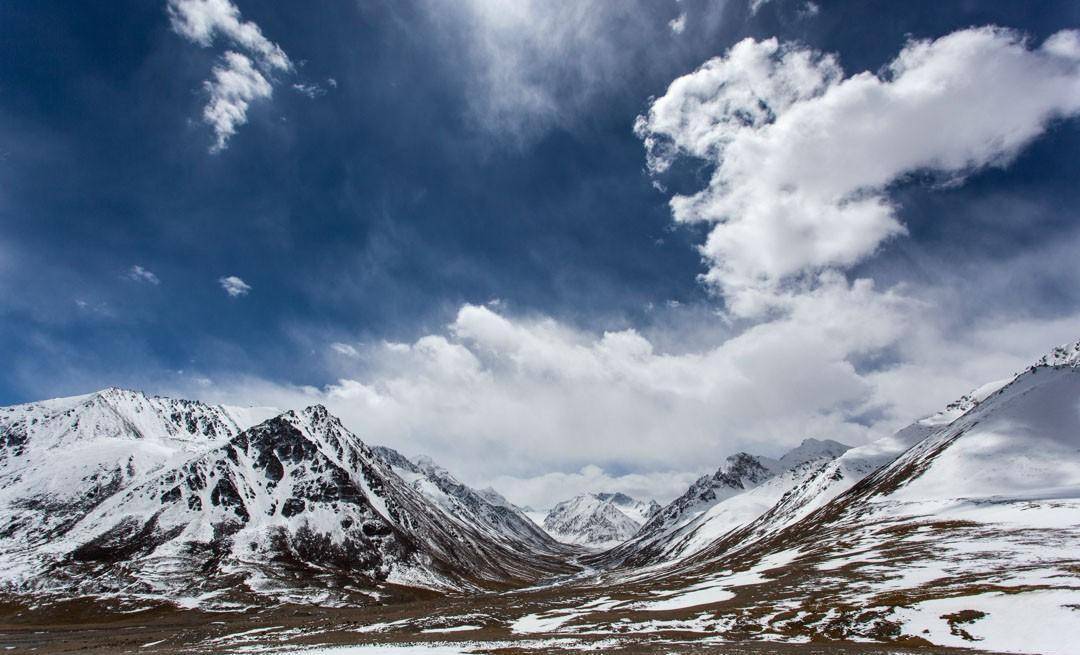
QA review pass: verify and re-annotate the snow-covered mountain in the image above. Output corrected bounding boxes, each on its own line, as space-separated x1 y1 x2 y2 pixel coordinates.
0 387 279 549
371 446 567 555
4 340 1080 655
561 340 1080 655
542 492 660 549
603 438 850 565
0 391 579 607
676 341 1080 651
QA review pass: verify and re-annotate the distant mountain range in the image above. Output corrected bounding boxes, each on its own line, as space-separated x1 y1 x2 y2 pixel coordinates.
538 492 661 549
2 340 1079 654
0 389 578 607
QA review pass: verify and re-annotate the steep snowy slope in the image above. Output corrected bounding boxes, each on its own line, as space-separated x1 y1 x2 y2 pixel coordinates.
568 341 1080 654
0 388 278 550
0 398 580 607
667 373 1028 564
372 447 569 555
543 492 660 549
604 439 850 565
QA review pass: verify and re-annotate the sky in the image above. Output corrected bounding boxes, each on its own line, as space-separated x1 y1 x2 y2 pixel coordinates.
3 0 1080 508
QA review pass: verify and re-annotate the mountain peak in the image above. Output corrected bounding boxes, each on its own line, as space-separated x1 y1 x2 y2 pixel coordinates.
1035 340 1080 368
595 491 633 504
542 491 659 548
777 438 852 470
97 385 142 397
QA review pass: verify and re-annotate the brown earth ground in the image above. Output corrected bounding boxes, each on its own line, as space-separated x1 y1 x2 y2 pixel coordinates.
0 591 1015 655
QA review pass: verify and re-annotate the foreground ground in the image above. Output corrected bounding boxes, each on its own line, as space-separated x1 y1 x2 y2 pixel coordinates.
0 591 1020 655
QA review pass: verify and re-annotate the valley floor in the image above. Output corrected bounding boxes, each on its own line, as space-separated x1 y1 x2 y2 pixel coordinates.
0 594 1019 655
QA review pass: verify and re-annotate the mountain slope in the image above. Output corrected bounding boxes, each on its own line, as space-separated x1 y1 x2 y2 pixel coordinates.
604 438 850 565
372 446 570 555
0 398 580 608
561 341 1080 655
543 492 660 549
0 388 278 553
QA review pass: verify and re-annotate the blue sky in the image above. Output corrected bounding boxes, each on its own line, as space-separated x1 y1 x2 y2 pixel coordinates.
3 1 1080 505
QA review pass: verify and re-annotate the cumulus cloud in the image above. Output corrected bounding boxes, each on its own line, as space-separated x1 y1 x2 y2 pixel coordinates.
180 289 906 496
167 0 292 150
635 27 1080 316
161 25 1080 509
184 297 1080 507
125 265 160 285
218 275 251 297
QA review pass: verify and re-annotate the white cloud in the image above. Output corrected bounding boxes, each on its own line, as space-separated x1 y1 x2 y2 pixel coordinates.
125 265 160 285
167 0 292 151
154 24 1080 509
330 342 360 358
168 0 291 71
749 0 818 16
202 52 272 152
748 0 770 14
669 13 687 35
218 274 251 297
635 27 1080 316
73 299 112 317
292 82 325 99
182 297 1080 508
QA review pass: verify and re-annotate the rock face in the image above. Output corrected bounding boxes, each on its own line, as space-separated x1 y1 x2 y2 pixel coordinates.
542 492 661 549
0 391 579 607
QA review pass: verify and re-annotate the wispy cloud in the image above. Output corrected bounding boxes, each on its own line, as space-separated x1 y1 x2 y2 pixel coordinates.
125 265 160 285
218 275 251 297
330 342 360 358
202 51 273 152
167 0 292 151
669 13 686 34
292 82 326 99
427 0 724 144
